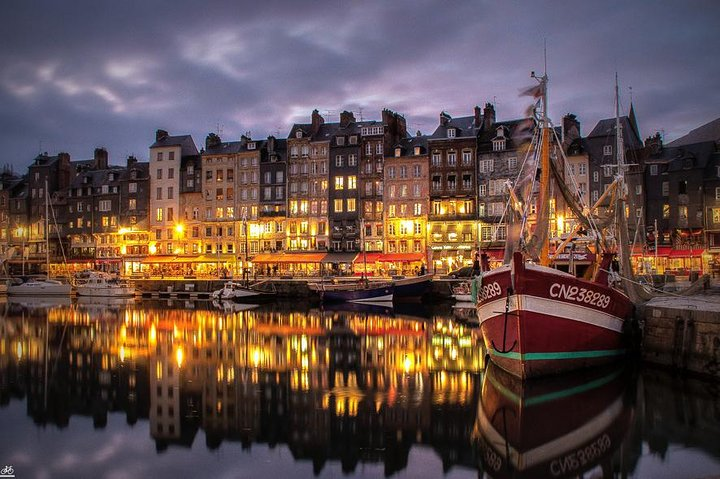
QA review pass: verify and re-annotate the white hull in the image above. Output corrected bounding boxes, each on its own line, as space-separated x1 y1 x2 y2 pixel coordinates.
76 285 135 297
8 280 71 296
350 293 394 303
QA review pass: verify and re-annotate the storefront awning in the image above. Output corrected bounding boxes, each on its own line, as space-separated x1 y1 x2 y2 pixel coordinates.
141 255 178 264
353 252 383 264
669 248 705 258
253 252 326 263
379 253 424 262
322 252 358 264
179 254 237 263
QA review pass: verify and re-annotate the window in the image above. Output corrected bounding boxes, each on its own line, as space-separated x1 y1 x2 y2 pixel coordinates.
335 155 344 167
168 151 175 161
156 169 162 180
479 184 487 196
156 208 163 222
678 180 688 195
604 165 613 177
413 164 421 177
129 199 136 210
447 128 456 138
493 139 506 151
662 181 669 197
447 174 456 190
167 208 173 221
167 187 173 200
348 176 357 189
334 176 344 190
348 154 357 166
713 208 720 224
168 168 174 179
128 182 137 193
334 199 343 212
650 165 658 176
414 203 422 216
593 171 599 182
592 190 599 202
447 152 457 166
431 153 441 167
479 159 494 173
375 143 383 155
388 166 395 179
578 163 587 175
463 174 472 189
603 145 612 156
432 175 442 191
206 170 213 181
157 152 163 161
156 187 162 200
336 136 345 146
679 205 688 220
716 187 720 200
99 200 111 212
347 198 356 212
462 151 472 165
662 204 670 219
635 184 642 195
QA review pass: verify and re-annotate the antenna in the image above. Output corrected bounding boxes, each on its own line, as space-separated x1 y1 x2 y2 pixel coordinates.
38 140 43 154
358 108 364 121
628 86 633 104
215 122 224 137
543 38 548 76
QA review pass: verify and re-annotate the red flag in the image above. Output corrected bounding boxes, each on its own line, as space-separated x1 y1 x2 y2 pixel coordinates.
520 83 543 98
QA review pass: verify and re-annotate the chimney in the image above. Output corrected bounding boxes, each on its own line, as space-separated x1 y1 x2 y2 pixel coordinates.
267 135 276 153
94 147 109 170
483 103 496 130
562 114 581 144
205 133 221 150
155 129 169 142
311 109 324 136
340 110 355 127
474 105 482 128
439 111 451 127
645 132 663 155
126 155 138 169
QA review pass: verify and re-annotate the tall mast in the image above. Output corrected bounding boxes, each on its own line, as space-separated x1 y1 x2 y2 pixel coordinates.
45 178 50 279
532 71 551 266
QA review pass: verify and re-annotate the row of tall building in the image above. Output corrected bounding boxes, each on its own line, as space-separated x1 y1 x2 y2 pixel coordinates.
1 104 718 276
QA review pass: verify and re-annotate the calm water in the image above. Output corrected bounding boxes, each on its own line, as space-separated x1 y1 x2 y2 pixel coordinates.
0 299 719 479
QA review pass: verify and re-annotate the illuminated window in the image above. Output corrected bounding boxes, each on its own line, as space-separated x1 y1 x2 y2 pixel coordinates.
334 199 343 212
156 208 163 222
347 198 356 212
334 176 344 190
348 176 357 189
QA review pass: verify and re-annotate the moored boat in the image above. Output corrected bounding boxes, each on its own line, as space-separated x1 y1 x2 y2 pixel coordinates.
478 252 634 379
8 277 72 296
211 281 276 302
76 271 135 297
309 280 394 303
392 274 432 300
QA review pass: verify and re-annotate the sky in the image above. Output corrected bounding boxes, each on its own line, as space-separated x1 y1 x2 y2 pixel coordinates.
1 0 718 171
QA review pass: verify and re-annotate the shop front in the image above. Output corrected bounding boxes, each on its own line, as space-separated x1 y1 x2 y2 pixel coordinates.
377 252 425 276
252 252 327 277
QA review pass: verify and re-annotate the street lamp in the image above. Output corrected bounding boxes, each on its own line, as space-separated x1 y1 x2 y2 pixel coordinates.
15 226 26 276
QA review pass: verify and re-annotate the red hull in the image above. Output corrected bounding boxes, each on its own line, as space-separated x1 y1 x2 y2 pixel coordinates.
477 253 634 379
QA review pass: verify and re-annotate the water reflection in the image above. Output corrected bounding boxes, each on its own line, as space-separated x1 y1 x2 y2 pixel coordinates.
1 300 719 478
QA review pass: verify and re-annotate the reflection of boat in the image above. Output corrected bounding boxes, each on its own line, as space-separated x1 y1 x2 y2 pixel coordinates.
211 299 260 313
211 281 276 302
474 363 634 479
392 274 433 300
76 295 135 308
75 271 135 297
477 73 634 379
308 281 394 303
8 296 72 309
320 300 394 316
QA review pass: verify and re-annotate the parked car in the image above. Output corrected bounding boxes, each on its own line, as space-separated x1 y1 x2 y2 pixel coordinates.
447 266 474 278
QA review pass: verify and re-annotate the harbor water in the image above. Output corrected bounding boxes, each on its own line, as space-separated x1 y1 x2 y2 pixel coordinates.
0 299 718 478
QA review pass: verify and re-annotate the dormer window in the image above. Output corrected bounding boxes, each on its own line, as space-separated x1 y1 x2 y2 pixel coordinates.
108 173 115 182
336 136 345 146
395 147 402 157
496 127 505 138
414 146 421 156
349 135 358 145
447 128 456 138
295 131 302 138
248 142 256 150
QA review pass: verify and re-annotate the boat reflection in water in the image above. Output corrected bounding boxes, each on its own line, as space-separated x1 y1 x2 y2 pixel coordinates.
473 362 635 478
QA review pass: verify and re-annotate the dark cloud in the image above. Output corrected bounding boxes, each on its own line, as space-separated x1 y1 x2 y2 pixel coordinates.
1 0 718 170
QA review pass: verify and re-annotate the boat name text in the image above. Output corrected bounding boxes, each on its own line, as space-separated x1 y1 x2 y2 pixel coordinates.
549 283 611 309
479 282 503 301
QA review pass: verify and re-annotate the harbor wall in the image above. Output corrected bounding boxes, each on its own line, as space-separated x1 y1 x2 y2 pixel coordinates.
641 298 720 381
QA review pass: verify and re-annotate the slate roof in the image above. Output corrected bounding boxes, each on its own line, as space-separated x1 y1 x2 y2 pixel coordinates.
586 116 642 149
392 135 429 156
477 118 534 152
429 115 479 140
667 117 720 147
150 135 199 157
643 140 715 171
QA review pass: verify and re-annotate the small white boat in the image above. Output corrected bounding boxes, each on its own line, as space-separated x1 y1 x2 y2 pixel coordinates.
451 281 473 302
8 278 72 296
212 281 276 302
76 271 135 297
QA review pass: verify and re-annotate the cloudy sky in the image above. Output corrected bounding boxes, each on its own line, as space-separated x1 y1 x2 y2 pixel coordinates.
1 0 718 171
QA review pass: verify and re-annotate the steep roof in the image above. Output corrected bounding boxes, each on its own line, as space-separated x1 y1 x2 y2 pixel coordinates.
150 135 199 157
667 117 720 147
586 116 642 149
644 140 715 171
429 115 479 140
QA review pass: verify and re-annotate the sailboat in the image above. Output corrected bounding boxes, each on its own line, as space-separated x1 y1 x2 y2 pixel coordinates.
8 181 72 297
476 72 635 379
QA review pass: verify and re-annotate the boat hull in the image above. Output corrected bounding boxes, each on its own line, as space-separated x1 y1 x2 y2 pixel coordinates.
76 286 135 297
8 280 72 296
477 253 634 379
320 284 394 303
393 274 432 300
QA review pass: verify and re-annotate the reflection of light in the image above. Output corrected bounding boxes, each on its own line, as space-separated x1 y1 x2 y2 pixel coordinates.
121 325 127 340
300 335 308 352
301 356 309 370
149 244 157 254
450 348 458 360
149 323 157 345
176 347 184 368
16 342 23 360
403 355 412 374
377 338 384 350
253 349 260 367
120 346 126 362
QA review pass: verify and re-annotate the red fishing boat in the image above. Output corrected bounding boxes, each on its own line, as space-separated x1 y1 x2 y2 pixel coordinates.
477 72 636 379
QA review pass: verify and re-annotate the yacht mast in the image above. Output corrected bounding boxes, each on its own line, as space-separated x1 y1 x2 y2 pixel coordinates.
45 179 50 279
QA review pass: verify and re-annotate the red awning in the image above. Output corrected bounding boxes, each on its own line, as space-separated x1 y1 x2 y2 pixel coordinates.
669 249 705 258
481 249 504 260
353 252 383 264
379 253 425 262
